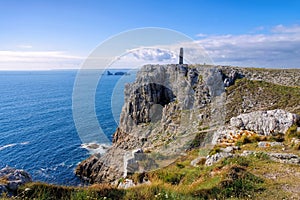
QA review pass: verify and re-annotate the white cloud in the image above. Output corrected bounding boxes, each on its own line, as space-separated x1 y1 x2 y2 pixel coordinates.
196 33 207 38
272 24 300 33
196 24 300 68
0 51 84 70
130 48 177 62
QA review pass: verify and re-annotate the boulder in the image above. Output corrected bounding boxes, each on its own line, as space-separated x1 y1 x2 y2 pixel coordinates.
258 142 283 148
213 110 300 146
205 152 233 166
0 167 32 195
230 109 299 136
220 146 240 153
118 179 135 189
190 156 206 167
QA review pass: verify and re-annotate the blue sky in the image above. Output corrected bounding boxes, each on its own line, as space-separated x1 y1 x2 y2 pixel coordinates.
1 0 300 69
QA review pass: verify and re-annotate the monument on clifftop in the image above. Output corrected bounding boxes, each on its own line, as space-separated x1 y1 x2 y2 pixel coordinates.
179 47 183 64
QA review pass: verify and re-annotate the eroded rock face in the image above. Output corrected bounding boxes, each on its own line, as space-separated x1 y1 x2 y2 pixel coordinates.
230 109 300 135
213 109 300 145
76 64 300 184
76 64 226 183
0 167 32 195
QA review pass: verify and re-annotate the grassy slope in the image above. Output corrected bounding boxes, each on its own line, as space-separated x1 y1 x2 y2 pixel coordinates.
3 140 298 200
226 79 300 122
3 150 298 200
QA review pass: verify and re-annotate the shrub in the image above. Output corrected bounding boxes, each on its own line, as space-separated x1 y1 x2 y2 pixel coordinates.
222 156 250 167
176 163 185 169
188 131 207 150
293 143 300 150
209 146 221 156
235 134 266 146
285 124 300 140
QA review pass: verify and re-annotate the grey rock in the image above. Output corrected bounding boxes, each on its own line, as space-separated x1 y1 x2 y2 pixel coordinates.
190 156 206 167
118 179 135 189
223 69 240 87
230 109 299 136
221 146 240 153
241 151 300 165
0 167 32 195
0 185 7 194
213 110 299 145
218 66 300 87
258 142 283 148
205 152 233 166
240 150 255 157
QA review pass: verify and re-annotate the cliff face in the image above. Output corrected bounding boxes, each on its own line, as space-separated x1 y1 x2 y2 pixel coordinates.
76 64 300 183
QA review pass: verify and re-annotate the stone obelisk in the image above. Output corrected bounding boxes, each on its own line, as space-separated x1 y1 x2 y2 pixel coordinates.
179 47 183 64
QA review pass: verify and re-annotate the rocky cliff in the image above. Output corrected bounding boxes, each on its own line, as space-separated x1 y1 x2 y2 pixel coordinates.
76 64 300 184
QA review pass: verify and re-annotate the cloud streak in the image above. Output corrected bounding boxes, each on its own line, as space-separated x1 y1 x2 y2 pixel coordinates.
197 24 300 68
0 51 84 70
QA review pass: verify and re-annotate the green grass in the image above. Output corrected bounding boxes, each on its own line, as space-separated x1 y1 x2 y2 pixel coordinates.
285 124 300 140
226 79 300 122
9 145 299 200
12 148 271 200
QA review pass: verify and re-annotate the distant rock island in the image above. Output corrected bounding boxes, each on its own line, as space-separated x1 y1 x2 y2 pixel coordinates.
107 71 130 76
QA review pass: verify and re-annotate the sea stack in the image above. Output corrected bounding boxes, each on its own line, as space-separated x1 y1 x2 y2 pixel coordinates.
179 47 183 64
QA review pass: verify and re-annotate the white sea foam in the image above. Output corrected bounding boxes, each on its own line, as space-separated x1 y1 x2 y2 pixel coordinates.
20 141 30 145
80 142 111 155
0 141 29 151
0 143 17 151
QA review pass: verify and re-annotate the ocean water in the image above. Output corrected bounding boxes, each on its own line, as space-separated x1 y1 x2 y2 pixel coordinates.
0 70 135 185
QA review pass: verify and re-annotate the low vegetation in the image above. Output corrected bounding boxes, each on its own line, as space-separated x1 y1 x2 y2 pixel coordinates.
2 123 299 199
226 79 300 122
5 140 297 200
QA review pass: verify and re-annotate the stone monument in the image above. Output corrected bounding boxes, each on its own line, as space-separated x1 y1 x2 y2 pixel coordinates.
179 47 183 64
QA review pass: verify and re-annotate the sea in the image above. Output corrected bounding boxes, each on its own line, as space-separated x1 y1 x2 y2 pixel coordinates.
0 69 136 186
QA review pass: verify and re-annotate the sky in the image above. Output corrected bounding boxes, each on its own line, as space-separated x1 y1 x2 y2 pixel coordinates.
0 0 300 70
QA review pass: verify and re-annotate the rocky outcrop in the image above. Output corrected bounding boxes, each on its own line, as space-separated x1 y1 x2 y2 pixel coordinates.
205 150 300 167
76 64 300 184
213 109 300 145
219 66 300 87
230 109 300 135
205 152 233 166
0 167 32 195
257 142 283 148
76 64 226 183
241 151 300 165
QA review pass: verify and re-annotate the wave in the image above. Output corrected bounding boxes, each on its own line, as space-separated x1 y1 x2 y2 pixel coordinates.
80 142 111 155
0 141 29 151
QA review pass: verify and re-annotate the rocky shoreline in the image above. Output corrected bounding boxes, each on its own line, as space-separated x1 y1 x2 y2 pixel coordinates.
0 167 32 196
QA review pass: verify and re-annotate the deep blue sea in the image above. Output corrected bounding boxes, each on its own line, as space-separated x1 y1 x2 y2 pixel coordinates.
0 70 135 185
